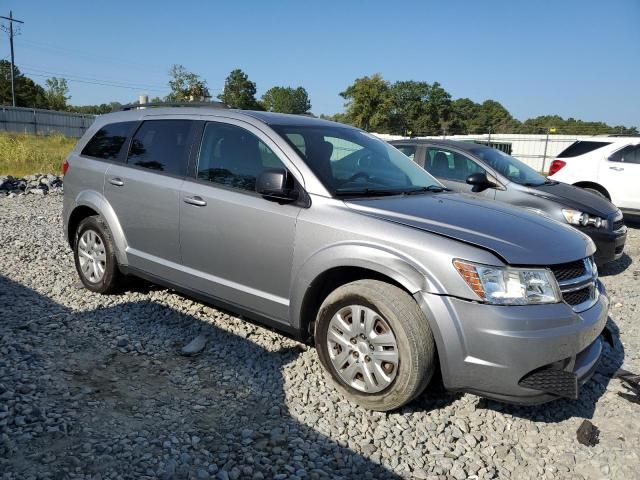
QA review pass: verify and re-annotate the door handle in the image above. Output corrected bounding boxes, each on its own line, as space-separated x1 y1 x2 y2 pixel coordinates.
183 195 207 207
108 177 124 186
609 166 624 171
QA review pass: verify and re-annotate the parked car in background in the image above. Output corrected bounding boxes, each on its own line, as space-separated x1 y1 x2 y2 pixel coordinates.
63 106 609 411
548 138 640 215
390 139 626 266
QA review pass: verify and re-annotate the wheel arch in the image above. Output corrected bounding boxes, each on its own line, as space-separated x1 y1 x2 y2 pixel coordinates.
69 190 128 265
290 243 441 343
573 181 611 200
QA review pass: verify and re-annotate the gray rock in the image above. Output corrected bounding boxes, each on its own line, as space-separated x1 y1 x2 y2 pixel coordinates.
180 335 207 356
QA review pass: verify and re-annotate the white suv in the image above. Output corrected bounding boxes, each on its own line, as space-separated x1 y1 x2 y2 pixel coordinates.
548 138 640 214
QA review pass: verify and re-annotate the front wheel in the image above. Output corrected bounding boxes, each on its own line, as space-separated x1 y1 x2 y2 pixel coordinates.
315 280 436 411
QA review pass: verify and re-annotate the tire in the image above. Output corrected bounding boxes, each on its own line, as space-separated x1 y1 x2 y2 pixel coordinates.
315 279 436 411
73 215 121 294
584 187 607 200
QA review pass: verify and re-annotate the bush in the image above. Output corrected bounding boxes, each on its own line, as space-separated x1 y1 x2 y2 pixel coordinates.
0 132 76 176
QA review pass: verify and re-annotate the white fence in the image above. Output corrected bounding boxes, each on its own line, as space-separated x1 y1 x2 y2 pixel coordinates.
375 133 597 172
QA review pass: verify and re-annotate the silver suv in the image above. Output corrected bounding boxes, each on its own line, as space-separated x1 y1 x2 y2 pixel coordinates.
63 105 609 411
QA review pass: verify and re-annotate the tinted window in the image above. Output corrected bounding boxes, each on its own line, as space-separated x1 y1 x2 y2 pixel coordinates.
425 147 484 182
81 122 136 161
197 122 286 192
609 145 640 164
557 141 611 158
395 145 416 161
127 120 192 175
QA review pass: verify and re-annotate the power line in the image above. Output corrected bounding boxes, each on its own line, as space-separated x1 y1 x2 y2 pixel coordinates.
23 71 170 93
0 11 24 106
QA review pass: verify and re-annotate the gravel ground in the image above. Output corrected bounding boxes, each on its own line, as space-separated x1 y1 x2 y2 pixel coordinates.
1 193 639 480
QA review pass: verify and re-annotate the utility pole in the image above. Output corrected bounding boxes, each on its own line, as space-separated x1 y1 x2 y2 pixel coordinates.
0 11 24 107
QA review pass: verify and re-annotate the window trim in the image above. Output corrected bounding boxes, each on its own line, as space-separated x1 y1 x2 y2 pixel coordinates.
79 121 139 164
122 119 200 180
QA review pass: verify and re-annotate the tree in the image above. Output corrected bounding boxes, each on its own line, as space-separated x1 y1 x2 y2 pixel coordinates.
339 74 393 132
0 60 48 108
218 69 260 109
261 86 311 114
388 80 430 135
166 64 210 102
45 77 70 111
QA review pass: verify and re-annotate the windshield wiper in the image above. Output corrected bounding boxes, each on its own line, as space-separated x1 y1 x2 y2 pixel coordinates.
404 185 451 194
334 188 407 197
544 179 559 185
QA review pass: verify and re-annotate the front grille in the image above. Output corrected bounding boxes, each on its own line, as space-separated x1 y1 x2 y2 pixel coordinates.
549 257 598 312
550 260 586 282
613 219 624 231
563 287 591 306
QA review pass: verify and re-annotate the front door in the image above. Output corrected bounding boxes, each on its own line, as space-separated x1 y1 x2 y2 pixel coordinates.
178 120 302 323
423 146 496 199
104 119 195 276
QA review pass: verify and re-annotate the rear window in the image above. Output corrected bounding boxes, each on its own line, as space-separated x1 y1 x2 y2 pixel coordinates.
557 141 611 158
81 121 137 161
127 120 192 176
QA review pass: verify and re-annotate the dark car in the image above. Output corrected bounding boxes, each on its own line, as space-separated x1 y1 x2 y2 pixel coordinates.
390 139 626 266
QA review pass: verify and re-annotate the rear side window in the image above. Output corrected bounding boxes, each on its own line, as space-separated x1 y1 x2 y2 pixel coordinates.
81 121 136 161
425 147 484 182
609 145 640 164
127 120 192 176
557 141 611 158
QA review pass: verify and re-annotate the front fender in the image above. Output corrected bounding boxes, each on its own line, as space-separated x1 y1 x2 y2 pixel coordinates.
289 241 445 329
74 190 129 266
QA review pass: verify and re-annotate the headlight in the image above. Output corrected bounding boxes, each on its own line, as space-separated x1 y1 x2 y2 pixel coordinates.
453 259 561 305
562 209 607 229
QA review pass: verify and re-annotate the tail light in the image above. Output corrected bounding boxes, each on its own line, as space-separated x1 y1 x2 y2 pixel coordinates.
548 160 566 176
62 159 69 176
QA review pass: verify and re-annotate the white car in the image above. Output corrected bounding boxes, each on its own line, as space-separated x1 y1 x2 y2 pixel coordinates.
548 138 640 214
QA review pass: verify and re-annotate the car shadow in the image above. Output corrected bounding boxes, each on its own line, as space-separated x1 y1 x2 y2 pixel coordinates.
476 317 624 423
0 275 402 479
599 253 632 277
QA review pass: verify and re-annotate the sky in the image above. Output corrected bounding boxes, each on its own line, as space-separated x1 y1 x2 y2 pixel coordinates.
2 0 639 127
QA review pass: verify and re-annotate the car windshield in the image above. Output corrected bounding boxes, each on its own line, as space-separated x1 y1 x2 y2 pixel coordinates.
272 125 444 196
470 146 548 186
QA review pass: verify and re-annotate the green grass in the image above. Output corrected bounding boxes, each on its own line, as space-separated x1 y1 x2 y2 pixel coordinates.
0 132 76 177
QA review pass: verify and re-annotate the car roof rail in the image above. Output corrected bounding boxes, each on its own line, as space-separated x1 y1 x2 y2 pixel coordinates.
120 101 228 111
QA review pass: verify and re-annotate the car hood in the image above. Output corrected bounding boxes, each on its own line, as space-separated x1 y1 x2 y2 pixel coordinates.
345 193 595 265
527 182 617 216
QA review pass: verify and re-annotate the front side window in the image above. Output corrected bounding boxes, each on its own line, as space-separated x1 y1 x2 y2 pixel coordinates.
81 121 137 161
425 147 484 182
470 146 547 186
197 122 287 192
273 125 441 196
609 145 640 164
127 120 192 175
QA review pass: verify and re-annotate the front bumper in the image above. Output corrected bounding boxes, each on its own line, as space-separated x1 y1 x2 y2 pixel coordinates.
583 226 627 266
415 281 609 404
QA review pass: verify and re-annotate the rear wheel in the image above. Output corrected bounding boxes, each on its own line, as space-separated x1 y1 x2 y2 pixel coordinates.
315 280 436 411
73 216 121 294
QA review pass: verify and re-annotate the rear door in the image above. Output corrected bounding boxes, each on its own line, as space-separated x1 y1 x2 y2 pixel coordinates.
423 145 496 199
104 118 198 276
178 119 302 323
599 143 640 210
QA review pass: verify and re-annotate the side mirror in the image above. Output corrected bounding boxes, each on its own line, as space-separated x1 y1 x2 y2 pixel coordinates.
256 169 299 203
466 172 496 192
